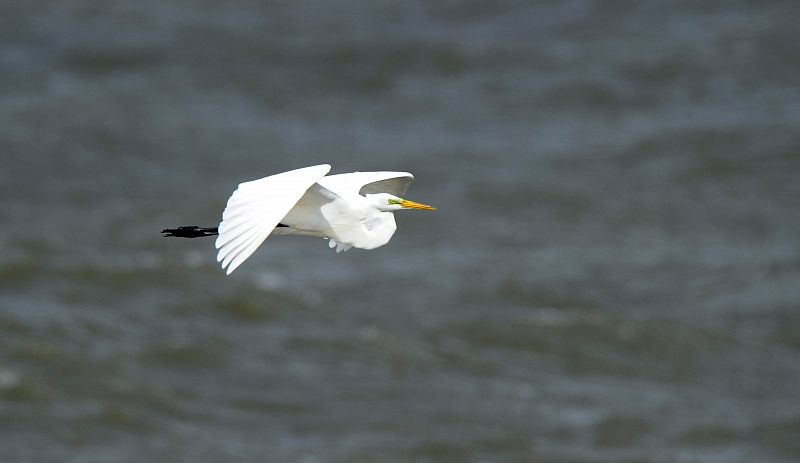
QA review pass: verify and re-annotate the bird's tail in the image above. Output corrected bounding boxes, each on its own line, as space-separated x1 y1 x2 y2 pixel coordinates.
161 226 219 238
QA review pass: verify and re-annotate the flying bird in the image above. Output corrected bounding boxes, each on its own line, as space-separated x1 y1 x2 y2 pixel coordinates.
162 164 435 275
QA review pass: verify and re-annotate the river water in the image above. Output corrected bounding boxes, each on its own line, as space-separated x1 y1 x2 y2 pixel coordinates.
2 1 799 462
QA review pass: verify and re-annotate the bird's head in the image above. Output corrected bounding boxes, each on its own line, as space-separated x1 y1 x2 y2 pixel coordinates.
366 193 436 212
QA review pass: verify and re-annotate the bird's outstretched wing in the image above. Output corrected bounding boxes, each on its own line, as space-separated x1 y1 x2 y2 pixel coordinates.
318 171 414 197
215 164 331 275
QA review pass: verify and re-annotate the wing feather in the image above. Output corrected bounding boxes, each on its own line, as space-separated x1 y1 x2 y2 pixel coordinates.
221 225 270 270
216 220 262 255
317 171 414 197
215 218 260 246
215 164 331 274
220 224 264 269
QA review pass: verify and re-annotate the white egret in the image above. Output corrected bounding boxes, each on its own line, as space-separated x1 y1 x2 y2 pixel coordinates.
162 164 435 274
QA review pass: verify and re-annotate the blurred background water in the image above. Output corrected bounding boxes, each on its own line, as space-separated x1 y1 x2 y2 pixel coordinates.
2 1 800 462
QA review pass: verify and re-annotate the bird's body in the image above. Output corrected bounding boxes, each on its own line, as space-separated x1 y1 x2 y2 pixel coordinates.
276 187 397 251
163 164 434 274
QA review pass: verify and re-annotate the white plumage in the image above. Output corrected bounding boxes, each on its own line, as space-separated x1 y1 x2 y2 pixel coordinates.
213 164 434 275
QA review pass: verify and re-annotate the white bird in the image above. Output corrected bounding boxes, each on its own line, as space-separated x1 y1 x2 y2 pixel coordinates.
162 164 435 275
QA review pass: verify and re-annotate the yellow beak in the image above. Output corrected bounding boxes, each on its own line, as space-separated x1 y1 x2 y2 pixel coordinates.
400 199 436 210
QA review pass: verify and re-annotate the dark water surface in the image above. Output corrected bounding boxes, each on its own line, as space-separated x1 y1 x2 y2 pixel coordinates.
2 1 800 462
